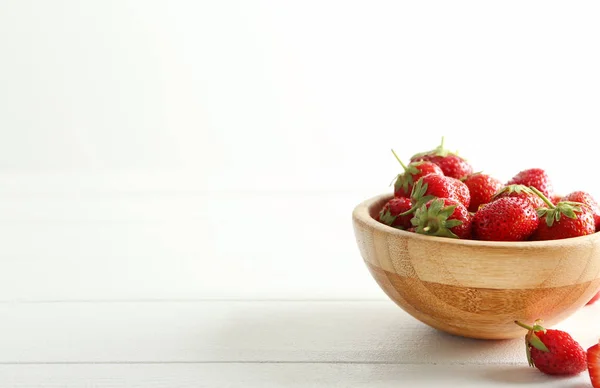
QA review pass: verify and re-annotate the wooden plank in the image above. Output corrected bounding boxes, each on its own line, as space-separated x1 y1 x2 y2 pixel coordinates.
0 193 383 301
0 301 598 364
0 363 590 387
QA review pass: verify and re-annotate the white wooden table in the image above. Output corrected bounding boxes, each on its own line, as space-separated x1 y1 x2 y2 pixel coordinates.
0 300 597 386
0 187 596 387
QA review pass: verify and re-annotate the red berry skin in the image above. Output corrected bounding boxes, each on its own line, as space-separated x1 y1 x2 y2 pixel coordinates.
588 341 600 387
507 168 554 198
562 191 600 230
413 175 470 209
587 291 600 306
377 197 413 229
493 185 546 210
411 154 473 180
394 161 444 198
472 197 538 241
450 178 471 210
531 205 595 241
463 173 503 212
531 329 587 375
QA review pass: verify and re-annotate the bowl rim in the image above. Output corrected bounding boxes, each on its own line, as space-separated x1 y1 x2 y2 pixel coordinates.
353 193 600 248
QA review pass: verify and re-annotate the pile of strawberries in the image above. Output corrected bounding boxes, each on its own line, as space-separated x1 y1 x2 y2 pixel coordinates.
515 319 600 385
378 138 600 241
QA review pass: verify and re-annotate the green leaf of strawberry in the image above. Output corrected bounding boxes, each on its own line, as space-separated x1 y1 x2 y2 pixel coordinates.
492 184 535 200
411 136 457 159
378 208 398 226
411 198 462 239
530 186 583 227
410 178 435 208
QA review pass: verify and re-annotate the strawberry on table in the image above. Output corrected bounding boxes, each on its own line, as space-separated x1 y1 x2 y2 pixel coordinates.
561 191 600 230
377 197 413 230
462 172 503 212
492 184 545 210
410 137 473 180
588 340 600 387
411 198 472 239
515 320 587 376
530 187 595 241
587 291 600 306
507 168 554 198
472 197 538 241
391 149 443 198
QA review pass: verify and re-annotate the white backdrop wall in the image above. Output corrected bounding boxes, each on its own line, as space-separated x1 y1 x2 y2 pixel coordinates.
1 0 599 301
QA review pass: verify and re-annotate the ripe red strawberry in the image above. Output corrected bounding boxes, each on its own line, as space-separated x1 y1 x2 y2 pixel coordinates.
411 198 472 239
507 168 554 198
472 197 538 241
588 340 600 387
411 175 470 209
377 197 413 230
391 150 443 198
410 137 473 180
515 320 587 376
587 291 600 306
462 173 503 212
492 184 545 209
562 191 600 230
530 187 595 241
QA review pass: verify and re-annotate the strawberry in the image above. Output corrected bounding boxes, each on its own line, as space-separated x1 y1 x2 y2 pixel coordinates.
507 168 554 198
550 194 562 205
462 173 503 212
562 191 600 230
530 187 595 241
411 198 472 239
391 150 443 198
410 137 473 180
410 175 470 209
588 341 600 387
472 197 538 241
378 197 413 230
587 291 600 306
492 184 545 210
515 320 587 376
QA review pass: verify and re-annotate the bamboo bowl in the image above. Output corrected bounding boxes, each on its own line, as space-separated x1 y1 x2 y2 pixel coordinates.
352 194 600 339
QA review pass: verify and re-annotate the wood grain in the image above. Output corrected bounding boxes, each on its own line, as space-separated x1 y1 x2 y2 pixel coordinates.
353 194 600 339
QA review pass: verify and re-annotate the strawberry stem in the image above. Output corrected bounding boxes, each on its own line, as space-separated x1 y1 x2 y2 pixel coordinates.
514 320 533 331
398 206 417 217
391 149 408 171
529 186 555 209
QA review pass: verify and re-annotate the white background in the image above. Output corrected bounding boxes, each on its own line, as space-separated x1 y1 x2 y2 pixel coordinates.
2 0 600 303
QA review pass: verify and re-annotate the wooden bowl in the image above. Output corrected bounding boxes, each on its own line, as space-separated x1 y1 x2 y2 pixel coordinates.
352 193 600 339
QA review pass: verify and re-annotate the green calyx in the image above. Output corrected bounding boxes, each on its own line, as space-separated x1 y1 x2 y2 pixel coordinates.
514 320 550 368
410 136 458 160
379 208 397 226
411 198 462 239
492 184 533 200
391 149 427 194
398 178 434 217
529 186 583 227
